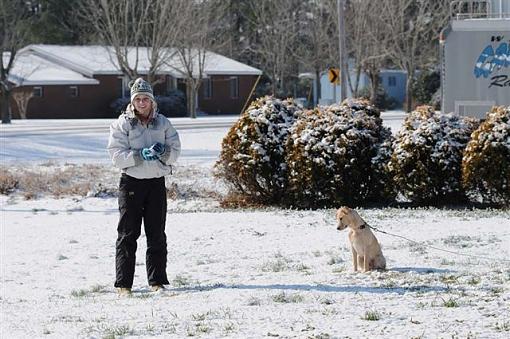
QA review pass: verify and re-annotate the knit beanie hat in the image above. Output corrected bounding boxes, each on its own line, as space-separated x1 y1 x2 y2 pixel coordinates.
129 78 154 103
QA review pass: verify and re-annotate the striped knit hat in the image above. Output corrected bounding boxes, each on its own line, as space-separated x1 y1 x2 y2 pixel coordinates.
129 78 154 103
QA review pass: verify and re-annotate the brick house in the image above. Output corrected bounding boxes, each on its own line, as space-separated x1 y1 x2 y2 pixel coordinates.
8 45 262 119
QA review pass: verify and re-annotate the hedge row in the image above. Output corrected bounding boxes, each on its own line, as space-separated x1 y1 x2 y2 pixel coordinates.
215 97 510 208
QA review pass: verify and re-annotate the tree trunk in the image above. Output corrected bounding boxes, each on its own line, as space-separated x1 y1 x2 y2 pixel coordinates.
368 71 379 105
1 90 12 124
405 70 414 112
186 80 197 119
314 69 321 106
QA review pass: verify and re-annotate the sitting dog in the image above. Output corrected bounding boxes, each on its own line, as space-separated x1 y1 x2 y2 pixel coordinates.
336 206 386 272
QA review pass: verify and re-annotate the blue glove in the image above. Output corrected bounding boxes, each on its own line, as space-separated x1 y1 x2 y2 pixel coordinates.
150 142 166 157
140 148 158 161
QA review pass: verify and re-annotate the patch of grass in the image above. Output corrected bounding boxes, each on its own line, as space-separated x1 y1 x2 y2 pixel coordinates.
57 254 68 261
294 263 311 275
71 289 88 298
172 274 192 287
320 297 335 305
191 313 206 321
320 307 339 316
416 301 427 309
102 325 132 337
90 284 108 293
332 267 345 274
247 296 261 306
327 256 343 265
440 274 459 284
408 243 427 254
440 258 456 266
442 297 459 308
308 334 331 339
363 310 381 321
186 322 212 336
490 287 504 295
442 235 474 248
135 293 153 299
0 171 19 194
494 321 510 332
261 258 288 272
0 165 108 198
223 322 236 333
467 276 481 285
381 280 397 289
272 291 304 303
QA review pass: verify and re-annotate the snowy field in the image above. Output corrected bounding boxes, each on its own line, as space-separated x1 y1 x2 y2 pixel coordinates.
1 113 509 338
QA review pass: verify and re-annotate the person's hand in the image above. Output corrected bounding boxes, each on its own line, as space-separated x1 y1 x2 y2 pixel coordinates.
150 142 166 157
140 148 158 161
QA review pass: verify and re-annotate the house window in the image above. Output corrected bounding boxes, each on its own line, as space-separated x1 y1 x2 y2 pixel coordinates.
33 87 43 97
166 76 176 93
118 76 130 98
388 76 397 87
203 78 212 99
229 76 239 99
69 86 79 97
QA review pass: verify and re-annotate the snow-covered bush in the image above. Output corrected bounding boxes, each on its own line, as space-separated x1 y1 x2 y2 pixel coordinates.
155 90 186 117
390 106 478 205
462 106 510 206
285 99 395 208
215 96 302 205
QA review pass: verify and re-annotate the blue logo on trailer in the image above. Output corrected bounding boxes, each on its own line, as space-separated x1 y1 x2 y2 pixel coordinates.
473 42 509 78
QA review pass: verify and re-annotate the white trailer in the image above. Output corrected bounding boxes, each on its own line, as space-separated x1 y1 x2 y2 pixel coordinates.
440 0 510 118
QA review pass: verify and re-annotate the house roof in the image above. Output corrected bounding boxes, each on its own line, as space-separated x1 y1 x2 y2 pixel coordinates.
14 44 262 81
5 51 100 86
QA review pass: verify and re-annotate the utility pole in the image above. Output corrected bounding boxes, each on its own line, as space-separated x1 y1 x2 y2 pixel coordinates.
337 0 348 102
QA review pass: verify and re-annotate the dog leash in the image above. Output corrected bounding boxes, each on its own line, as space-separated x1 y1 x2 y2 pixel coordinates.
366 224 510 263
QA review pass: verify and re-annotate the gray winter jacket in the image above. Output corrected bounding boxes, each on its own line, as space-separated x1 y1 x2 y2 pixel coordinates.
107 109 181 179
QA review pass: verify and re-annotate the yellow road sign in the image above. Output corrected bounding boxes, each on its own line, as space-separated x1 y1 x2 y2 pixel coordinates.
328 68 340 84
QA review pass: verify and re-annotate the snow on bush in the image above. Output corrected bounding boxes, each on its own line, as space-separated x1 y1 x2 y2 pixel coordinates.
285 99 395 208
462 106 510 206
390 106 479 205
215 96 302 205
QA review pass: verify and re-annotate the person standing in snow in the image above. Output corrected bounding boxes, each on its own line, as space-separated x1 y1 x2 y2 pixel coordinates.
107 78 181 295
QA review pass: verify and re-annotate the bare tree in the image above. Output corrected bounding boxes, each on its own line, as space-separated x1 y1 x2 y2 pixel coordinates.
1 0 32 123
245 0 301 96
142 0 188 84
379 0 450 112
345 0 391 103
164 0 228 118
296 0 338 105
80 0 150 80
80 0 185 85
11 87 34 119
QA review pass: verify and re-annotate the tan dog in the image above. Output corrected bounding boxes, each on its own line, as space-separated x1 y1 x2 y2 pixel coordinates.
336 206 386 272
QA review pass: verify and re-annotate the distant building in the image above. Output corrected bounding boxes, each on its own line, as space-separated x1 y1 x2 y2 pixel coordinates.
440 0 510 118
318 68 407 107
7 44 262 119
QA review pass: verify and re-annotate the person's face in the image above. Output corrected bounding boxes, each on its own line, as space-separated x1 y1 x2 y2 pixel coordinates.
132 95 152 116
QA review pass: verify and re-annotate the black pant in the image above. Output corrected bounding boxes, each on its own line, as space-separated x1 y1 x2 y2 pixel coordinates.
115 174 169 288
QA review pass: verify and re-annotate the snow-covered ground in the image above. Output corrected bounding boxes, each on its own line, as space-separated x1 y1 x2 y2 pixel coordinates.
1 113 509 338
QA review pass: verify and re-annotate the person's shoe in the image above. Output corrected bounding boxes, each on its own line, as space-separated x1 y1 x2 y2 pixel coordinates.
117 287 132 296
150 285 165 292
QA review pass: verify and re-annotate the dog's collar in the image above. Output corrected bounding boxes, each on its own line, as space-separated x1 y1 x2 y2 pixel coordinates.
346 223 367 229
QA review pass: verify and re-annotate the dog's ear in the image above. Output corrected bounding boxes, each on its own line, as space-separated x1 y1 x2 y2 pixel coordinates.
340 206 351 214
